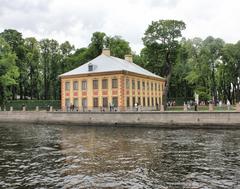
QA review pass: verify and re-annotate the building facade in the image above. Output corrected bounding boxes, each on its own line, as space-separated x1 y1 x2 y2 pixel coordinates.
59 49 165 111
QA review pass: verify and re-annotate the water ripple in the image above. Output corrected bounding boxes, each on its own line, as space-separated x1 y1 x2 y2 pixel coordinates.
0 123 240 188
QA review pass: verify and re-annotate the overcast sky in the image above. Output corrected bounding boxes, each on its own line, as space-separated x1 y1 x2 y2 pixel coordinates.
0 0 239 53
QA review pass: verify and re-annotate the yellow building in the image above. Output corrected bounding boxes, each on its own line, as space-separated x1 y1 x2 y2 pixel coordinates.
59 49 165 111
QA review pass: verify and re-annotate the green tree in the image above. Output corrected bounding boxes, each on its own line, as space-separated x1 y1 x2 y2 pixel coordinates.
59 41 75 73
220 42 240 103
0 29 27 99
24 37 41 99
87 32 107 59
169 38 195 102
40 39 61 100
0 37 19 105
108 36 131 58
142 20 186 104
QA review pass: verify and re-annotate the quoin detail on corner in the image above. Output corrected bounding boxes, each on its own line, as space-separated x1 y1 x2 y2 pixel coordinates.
59 48 165 111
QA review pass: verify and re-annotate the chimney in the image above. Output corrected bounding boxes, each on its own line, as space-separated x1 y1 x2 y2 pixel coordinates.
102 48 111 56
124 54 133 63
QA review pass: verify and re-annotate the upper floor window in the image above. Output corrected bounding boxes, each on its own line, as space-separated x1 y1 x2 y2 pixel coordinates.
142 81 145 90
73 81 78 90
151 83 153 91
93 97 98 107
65 82 70 91
132 79 135 90
147 82 149 90
155 83 157 91
126 78 130 89
82 80 87 90
93 80 98 89
102 79 108 89
112 79 118 89
137 81 141 90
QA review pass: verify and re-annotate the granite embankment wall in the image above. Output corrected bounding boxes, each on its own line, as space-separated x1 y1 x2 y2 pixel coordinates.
0 111 240 128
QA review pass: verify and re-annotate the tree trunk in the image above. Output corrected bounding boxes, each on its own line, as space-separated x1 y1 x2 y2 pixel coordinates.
163 68 172 108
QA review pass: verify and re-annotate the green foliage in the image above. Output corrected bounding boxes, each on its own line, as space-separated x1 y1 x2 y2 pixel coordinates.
108 36 131 58
0 29 27 100
0 37 19 105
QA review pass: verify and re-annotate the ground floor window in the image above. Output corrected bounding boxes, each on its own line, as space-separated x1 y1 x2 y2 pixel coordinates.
65 98 70 108
112 97 118 107
155 97 158 105
143 97 146 107
82 98 87 108
151 97 154 106
132 97 136 107
138 97 141 105
93 97 98 107
126 97 130 107
147 97 150 107
73 98 78 108
103 97 108 107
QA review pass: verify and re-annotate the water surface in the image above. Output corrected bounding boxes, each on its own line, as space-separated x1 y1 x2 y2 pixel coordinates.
0 123 240 188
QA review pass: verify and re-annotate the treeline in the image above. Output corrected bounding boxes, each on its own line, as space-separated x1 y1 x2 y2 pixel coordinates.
0 20 240 106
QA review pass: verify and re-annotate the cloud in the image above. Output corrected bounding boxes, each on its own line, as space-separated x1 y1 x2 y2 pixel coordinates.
0 0 240 53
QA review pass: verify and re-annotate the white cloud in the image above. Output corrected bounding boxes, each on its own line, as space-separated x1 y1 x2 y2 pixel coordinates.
0 0 240 53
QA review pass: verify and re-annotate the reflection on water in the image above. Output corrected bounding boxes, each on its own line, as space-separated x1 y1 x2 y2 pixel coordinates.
0 123 240 188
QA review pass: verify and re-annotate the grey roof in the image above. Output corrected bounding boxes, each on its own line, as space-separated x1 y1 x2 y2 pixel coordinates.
60 54 164 80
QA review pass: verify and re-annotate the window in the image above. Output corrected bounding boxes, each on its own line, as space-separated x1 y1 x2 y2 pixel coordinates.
65 82 70 91
103 97 108 107
151 83 153 91
126 97 130 107
143 97 146 106
142 81 145 90
82 98 87 108
137 81 140 90
147 82 149 90
102 79 108 89
147 97 150 107
126 78 130 89
112 97 118 107
93 80 98 89
132 97 136 106
88 63 93 71
138 97 141 105
155 97 158 105
73 98 78 108
112 79 118 89
93 97 98 107
73 81 78 90
152 97 154 106
82 80 87 90
65 98 70 107
132 80 135 90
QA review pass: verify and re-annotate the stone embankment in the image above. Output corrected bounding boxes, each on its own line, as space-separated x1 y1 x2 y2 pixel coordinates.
0 111 240 128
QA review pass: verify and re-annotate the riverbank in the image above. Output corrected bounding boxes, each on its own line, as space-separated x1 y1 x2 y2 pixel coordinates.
0 111 240 128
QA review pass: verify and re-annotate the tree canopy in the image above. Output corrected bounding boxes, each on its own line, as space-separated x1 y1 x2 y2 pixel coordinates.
142 20 186 104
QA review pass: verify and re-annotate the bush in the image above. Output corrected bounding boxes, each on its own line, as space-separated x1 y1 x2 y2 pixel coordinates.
4 100 61 111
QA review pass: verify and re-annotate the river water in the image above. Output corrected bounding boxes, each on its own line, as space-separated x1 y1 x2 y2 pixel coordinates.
0 123 240 188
